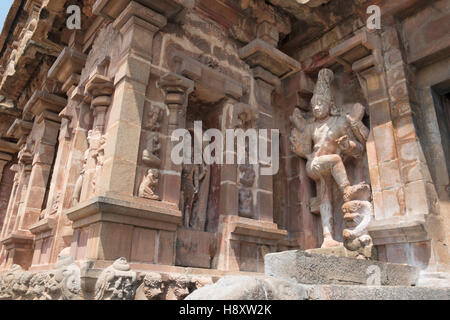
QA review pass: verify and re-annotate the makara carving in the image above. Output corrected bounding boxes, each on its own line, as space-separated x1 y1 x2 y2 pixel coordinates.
94 257 137 300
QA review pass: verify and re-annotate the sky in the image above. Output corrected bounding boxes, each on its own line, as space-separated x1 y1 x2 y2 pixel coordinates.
0 0 15 32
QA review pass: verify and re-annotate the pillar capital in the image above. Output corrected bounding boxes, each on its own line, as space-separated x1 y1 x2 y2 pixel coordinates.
157 72 194 107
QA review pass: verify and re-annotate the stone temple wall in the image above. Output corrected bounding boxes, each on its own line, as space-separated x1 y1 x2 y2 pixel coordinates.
0 0 448 300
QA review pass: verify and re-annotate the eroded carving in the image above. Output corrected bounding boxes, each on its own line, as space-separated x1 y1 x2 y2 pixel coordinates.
0 249 81 300
144 104 163 131
94 257 137 300
138 169 160 200
181 162 210 230
142 132 161 167
72 148 89 205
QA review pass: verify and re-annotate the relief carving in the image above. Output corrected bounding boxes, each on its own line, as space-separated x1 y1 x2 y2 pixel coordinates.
144 104 163 132
181 162 210 230
289 68 372 250
72 149 89 206
0 249 80 300
138 169 160 200
94 257 137 300
136 273 213 300
238 164 255 218
142 132 161 167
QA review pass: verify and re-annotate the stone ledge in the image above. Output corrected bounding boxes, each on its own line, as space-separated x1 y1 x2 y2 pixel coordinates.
265 250 420 286
186 275 449 300
28 217 57 240
1 232 34 250
229 216 288 241
65 195 182 230
368 215 429 245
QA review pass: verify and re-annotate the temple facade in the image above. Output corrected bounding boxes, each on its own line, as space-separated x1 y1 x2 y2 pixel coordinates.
0 0 448 300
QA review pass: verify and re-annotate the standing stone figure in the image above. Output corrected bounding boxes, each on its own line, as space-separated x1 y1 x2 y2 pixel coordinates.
181 162 210 230
290 68 371 248
72 149 89 205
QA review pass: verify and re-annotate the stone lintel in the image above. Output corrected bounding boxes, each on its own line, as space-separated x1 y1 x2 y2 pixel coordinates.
239 39 301 79
65 196 182 230
169 51 244 101
368 215 429 245
23 91 67 117
93 0 183 20
47 47 87 84
6 119 33 140
265 250 420 286
229 216 287 241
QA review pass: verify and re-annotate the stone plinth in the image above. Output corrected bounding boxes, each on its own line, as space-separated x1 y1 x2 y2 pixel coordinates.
0 232 34 270
216 216 288 272
65 195 181 264
265 250 420 286
186 275 449 300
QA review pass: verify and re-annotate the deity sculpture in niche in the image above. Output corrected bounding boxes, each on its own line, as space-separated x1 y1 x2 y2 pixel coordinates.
138 169 160 201
181 162 210 230
290 68 372 250
180 132 210 231
238 163 255 218
72 149 89 206
144 104 163 132
142 132 161 167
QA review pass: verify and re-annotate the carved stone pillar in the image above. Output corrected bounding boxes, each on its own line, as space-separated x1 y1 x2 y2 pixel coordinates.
0 91 66 270
214 38 298 272
64 2 183 278
97 1 166 198
157 72 194 205
27 46 87 269
0 140 18 260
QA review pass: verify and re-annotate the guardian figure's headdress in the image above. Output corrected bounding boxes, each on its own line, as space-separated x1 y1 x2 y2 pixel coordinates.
311 68 339 115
